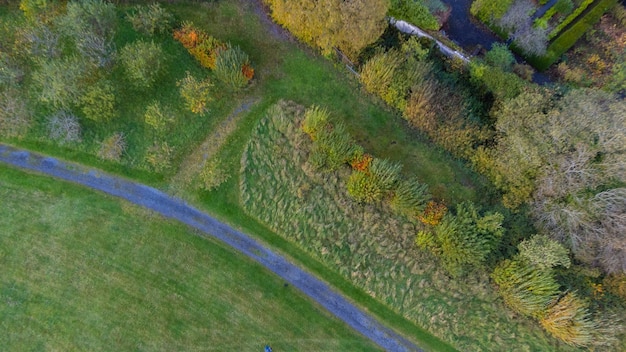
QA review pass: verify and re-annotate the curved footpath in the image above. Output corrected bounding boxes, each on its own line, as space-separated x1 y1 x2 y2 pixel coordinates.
0 144 423 352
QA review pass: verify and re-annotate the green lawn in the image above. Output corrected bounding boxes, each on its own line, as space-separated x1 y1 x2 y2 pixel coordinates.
0 165 380 351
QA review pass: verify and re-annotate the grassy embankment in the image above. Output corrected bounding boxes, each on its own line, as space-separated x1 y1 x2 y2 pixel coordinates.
0 164 381 351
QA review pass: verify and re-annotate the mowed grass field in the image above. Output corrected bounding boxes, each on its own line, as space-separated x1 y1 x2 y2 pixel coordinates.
0 165 380 351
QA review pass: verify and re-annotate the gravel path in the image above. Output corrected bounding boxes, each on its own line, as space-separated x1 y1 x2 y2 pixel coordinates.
0 144 423 352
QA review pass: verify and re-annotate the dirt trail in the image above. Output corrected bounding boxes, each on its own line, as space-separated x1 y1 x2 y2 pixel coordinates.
169 99 257 194
0 144 423 352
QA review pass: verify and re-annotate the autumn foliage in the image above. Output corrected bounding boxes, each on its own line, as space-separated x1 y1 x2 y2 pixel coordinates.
173 22 254 83
418 201 448 226
350 153 373 172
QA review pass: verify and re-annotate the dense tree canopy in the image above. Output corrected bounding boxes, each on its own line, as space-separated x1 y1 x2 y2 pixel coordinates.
482 87 626 274
265 0 389 60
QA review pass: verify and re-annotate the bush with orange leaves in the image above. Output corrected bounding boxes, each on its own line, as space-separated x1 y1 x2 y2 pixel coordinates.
173 21 200 49
174 22 225 70
173 21 254 82
418 200 447 226
350 153 373 172
242 63 254 80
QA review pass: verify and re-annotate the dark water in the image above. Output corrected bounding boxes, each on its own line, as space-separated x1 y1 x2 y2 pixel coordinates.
441 0 501 53
440 0 553 84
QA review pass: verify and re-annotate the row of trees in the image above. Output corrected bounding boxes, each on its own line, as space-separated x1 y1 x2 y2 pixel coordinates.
301 105 510 281
301 105 436 221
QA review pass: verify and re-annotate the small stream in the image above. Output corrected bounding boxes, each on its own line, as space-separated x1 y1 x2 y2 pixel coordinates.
441 0 502 53
439 0 553 84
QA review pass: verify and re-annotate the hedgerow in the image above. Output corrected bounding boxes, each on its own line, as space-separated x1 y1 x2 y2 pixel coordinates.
173 21 254 88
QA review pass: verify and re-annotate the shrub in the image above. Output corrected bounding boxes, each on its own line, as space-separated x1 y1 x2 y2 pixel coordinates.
0 53 23 87
0 89 31 138
76 31 115 68
177 71 213 114
126 3 174 36
33 56 87 109
360 49 403 99
368 158 402 191
145 141 174 172
119 40 165 88
512 63 535 81
301 105 330 140
214 45 252 90
471 0 515 24
428 202 504 275
199 157 231 191
189 35 226 70
173 21 201 49
418 201 447 226
59 0 116 40
144 101 172 133
23 24 59 59
46 110 81 144
540 293 596 347
389 0 440 30
97 132 126 161
80 81 116 122
173 22 231 71
350 153 373 172
313 122 359 171
470 62 525 101
554 0 574 16
346 170 383 203
491 257 560 317
391 177 431 218
174 23 253 86
534 0 617 70
549 0 594 39
518 234 571 270
604 273 626 301
485 43 515 71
